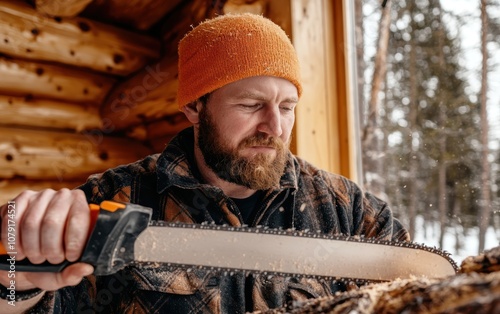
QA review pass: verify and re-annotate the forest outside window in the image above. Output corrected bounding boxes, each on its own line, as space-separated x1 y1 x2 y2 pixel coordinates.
356 0 500 263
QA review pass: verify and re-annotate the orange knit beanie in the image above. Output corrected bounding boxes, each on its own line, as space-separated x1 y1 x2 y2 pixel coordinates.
177 13 302 109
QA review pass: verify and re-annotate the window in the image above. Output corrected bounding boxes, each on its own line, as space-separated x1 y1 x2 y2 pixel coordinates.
357 0 500 263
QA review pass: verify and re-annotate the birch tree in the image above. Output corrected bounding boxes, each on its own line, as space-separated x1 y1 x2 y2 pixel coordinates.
478 0 492 253
362 0 392 198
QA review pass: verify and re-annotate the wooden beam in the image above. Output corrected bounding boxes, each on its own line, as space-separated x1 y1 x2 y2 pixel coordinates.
290 0 340 175
0 179 84 205
333 0 362 183
0 95 101 131
222 0 267 15
0 0 160 75
126 113 191 141
100 55 179 131
161 0 210 55
0 127 151 181
266 0 294 152
266 0 291 33
35 0 93 17
82 0 183 30
289 0 359 181
0 57 115 104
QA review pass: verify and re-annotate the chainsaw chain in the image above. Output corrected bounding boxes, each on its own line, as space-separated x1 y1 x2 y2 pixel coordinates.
131 221 458 284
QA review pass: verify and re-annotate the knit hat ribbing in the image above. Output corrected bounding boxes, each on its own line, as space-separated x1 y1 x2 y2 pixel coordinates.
177 13 302 109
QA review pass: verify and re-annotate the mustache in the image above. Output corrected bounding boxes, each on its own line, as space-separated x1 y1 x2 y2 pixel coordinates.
238 134 284 150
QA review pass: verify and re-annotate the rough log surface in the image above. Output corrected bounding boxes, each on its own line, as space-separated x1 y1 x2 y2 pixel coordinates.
0 57 115 104
222 0 267 15
261 246 500 313
35 0 93 17
82 0 183 30
0 179 84 205
126 113 191 141
161 0 213 55
0 0 160 75
0 127 151 180
0 95 101 131
100 55 179 131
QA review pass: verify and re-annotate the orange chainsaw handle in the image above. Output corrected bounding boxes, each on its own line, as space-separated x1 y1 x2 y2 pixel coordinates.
0 201 151 275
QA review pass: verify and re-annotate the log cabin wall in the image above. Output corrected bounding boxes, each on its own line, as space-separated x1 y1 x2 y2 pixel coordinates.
0 0 296 204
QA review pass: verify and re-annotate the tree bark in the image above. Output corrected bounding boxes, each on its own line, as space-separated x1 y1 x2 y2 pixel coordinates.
478 0 491 253
438 115 447 248
407 0 418 239
355 0 366 130
362 0 391 196
436 1 447 249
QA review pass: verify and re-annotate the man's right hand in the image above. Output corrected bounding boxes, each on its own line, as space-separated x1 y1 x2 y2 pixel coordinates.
0 189 94 292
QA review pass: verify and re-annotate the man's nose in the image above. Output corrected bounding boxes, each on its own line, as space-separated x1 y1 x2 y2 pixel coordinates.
257 107 283 137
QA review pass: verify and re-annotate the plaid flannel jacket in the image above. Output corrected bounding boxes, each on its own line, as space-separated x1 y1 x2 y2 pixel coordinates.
29 127 409 313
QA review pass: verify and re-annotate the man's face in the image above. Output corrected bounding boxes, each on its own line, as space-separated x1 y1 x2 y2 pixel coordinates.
197 76 298 190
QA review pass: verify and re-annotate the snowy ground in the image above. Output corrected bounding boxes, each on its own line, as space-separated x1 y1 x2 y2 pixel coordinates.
413 215 499 265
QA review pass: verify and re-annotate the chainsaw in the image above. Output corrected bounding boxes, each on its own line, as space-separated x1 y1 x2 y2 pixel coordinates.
0 201 457 282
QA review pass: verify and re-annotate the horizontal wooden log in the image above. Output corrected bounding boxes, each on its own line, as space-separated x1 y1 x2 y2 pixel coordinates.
264 0 291 34
0 95 101 131
0 179 85 205
35 0 93 17
0 0 160 75
161 0 211 55
222 0 267 15
126 113 191 141
0 127 151 180
83 0 183 30
100 55 179 131
0 57 115 104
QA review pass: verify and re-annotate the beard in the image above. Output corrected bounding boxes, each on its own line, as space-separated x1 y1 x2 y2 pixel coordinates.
197 107 288 190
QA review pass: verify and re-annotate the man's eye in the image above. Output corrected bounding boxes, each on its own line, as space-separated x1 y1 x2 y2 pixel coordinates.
280 106 294 112
241 104 261 110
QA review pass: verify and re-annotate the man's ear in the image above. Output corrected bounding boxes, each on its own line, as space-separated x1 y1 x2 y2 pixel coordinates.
181 101 203 124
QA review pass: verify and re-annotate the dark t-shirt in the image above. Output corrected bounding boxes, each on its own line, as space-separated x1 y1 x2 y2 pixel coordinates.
231 190 265 224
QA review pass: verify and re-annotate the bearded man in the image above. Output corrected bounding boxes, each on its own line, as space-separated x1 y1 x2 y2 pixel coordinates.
0 13 409 313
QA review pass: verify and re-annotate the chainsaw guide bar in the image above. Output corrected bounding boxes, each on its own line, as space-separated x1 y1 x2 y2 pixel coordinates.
0 202 458 283
130 221 458 283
